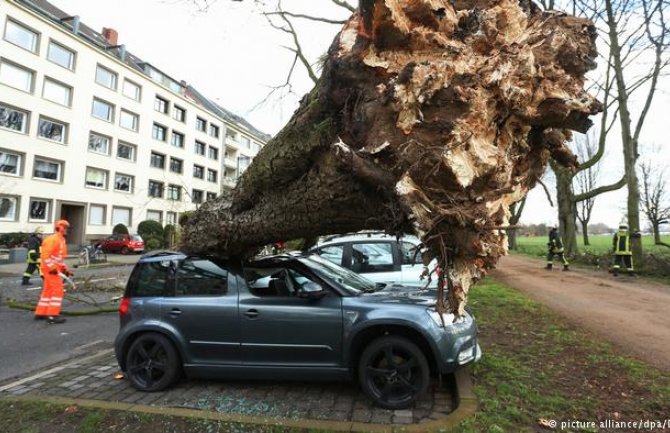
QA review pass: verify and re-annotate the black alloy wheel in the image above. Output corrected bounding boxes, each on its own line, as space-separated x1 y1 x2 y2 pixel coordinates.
125 333 180 392
358 336 430 409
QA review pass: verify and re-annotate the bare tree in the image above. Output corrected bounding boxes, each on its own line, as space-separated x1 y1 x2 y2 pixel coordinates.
640 160 670 247
572 0 670 267
573 131 602 246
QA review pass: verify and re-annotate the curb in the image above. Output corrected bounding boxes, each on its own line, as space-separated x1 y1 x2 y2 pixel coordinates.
0 352 479 432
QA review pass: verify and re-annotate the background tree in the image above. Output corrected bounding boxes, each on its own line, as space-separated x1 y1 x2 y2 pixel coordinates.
574 132 603 246
640 160 670 247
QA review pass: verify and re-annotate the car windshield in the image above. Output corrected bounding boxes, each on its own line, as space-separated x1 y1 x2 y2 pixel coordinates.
132 235 143 241
299 255 375 295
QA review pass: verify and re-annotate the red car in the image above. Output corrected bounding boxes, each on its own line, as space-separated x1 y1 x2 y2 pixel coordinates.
99 234 145 254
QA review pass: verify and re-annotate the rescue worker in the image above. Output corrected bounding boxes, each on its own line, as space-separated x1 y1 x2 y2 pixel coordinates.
545 226 569 271
611 224 641 276
22 227 43 285
35 220 74 324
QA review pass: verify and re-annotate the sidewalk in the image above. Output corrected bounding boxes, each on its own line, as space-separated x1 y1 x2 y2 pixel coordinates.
0 348 476 432
0 253 141 277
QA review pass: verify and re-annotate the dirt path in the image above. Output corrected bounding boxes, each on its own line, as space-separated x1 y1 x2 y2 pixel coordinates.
490 255 670 372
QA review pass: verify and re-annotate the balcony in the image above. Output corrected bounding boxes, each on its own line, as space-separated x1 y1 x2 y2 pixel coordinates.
222 177 237 188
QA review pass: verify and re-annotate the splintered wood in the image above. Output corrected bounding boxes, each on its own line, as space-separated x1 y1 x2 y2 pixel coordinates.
182 0 599 316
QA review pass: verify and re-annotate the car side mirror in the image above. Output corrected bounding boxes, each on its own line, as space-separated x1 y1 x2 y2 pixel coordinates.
298 282 327 299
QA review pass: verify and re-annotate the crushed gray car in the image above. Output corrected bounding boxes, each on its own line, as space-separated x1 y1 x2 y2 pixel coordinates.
114 251 481 409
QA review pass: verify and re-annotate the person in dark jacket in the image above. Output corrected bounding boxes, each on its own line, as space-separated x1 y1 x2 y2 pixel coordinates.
22 227 44 285
546 226 569 271
611 224 641 276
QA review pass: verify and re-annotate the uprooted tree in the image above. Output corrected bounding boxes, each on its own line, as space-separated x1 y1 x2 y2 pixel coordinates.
182 0 601 316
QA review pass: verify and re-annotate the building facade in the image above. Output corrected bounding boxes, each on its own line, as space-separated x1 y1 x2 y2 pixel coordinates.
0 0 269 246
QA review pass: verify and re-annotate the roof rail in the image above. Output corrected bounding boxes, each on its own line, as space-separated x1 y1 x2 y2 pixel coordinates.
320 230 392 243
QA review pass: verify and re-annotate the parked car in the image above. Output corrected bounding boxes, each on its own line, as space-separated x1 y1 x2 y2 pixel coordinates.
310 232 438 288
99 234 144 254
114 251 480 409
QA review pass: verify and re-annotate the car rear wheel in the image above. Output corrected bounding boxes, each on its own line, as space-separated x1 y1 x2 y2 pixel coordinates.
121 246 130 255
125 333 180 392
358 336 429 409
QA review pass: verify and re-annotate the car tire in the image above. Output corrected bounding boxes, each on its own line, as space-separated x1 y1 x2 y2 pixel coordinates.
121 246 130 255
358 335 429 409
125 333 181 392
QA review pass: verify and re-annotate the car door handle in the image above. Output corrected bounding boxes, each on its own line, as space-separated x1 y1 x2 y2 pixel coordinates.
244 309 259 319
168 308 182 318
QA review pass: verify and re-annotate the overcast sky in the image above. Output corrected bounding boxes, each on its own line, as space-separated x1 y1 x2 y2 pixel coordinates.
48 0 670 229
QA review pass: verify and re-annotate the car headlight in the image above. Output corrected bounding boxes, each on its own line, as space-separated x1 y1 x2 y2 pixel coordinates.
426 309 473 334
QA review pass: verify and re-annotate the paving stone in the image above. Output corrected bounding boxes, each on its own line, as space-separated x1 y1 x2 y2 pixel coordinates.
393 415 414 424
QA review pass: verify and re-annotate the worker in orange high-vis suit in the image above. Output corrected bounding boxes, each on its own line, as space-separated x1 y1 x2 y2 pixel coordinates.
35 219 74 324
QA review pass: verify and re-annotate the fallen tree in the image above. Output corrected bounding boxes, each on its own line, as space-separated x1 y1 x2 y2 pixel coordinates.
182 0 600 316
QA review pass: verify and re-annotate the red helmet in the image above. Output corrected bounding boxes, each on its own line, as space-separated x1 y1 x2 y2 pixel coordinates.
55 219 70 233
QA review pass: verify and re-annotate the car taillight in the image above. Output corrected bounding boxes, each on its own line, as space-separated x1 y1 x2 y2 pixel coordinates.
119 297 130 316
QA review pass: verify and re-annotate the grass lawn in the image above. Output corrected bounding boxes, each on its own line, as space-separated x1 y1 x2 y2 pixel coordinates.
1 280 668 433
453 279 670 433
515 234 670 258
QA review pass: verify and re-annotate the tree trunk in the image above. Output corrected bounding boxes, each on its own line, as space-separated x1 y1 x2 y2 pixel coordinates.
182 0 600 316
653 223 661 245
581 220 590 246
553 162 579 256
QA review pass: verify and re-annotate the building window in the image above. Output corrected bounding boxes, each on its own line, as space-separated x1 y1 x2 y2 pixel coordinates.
208 146 219 160
154 96 169 114
167 184 181 201
88 132 110 155
0 103 28 133
150 152 165 169
146 210 162 222
206 192 217 201
117 142 136 161
0 60 34 92
29 198 50 222
95 64 117 89
193 165 204 179
196 117 206 132
166 211 177 225
112 206 131 226
0 149 22 176
226 130 238 142
194 141 205 156
209 124 220 138
85 167 108 189
0 195 19 221
33 158 62 182
207 169 218 183
171 131 184 148
192 189 203 204
242 136 251 149
47 40 75 70
4 19 39 53
172 105 185 122
38 117 66 143
122 79 141 101
89 204 106 225
114 173 133 192
42 78 72 106
119 110 139 131
169 157 183 174
148 180 164 198
91 98 114 122
152 123 167 141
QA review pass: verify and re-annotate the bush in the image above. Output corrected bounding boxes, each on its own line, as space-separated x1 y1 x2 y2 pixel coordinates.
0 232 28 248
138 220 164 242
163 224 176 249
112 223 129 235
144 236 163 251
178 211 193 227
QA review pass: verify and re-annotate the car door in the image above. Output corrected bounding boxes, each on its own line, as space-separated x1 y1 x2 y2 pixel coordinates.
346 241 400 285
238 265 343 368
159 257 241 365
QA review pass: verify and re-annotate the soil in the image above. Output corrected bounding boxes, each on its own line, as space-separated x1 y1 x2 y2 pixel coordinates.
491 254 670 372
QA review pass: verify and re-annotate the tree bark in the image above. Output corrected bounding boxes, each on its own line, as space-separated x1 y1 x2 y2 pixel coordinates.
553 161 578 256
182 0 600 316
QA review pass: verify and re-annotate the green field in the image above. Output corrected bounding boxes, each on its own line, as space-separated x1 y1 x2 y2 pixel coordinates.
515 234 670 257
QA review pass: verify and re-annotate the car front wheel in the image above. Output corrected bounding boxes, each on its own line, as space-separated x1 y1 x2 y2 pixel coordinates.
358 336 430 409
125 333 181 392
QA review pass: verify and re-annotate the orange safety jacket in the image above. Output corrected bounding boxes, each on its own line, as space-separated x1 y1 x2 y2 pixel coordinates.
36 233 69 317
40 232 69 274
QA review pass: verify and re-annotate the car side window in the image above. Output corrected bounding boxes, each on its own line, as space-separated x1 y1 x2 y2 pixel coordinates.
133 260 172 297
400 241 420 265
175 259 228 297
351 242 394 273
317 245 344 266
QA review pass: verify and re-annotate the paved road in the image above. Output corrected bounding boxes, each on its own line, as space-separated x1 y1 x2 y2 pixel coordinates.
0 254 140 383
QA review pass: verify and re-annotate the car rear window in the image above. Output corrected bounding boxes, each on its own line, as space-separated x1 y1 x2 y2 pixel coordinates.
175 259 228 296
132 235 143 241
132 260 172 297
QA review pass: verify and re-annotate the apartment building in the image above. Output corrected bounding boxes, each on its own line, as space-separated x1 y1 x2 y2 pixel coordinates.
0 0 270 246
